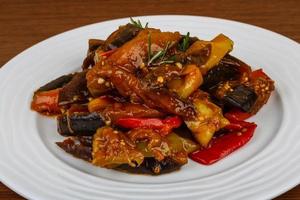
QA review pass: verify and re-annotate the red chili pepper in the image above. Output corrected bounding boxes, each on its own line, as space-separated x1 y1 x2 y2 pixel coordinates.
189 120 257 165
115 116 182 136
31 88 61 115
225 108 252 121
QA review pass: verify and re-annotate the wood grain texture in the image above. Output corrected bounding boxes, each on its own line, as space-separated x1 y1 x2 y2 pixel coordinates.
0 0 299 199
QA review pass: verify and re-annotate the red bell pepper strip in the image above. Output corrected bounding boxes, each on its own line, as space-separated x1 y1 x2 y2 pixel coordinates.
115 116 182 136
31 88 61 115
189 120 257 165
225 108 252 121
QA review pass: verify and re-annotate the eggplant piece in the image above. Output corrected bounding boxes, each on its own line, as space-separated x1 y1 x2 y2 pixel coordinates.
58 71 89 105
201 63 241 91
223 85 257 112
82 52 96 70
57 112 105 136
116 157 181 175
56 138 92 161
103 23 141 50
88 39 105 53
36 74 73 93
82 39 105 70
77 136 93 146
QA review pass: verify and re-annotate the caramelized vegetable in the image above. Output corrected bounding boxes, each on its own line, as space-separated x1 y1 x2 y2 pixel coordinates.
168 64 203 99
102 102 165 122
36 74 73 93
248 69 275 114
187 34 233 74
31 19 275 172
223 85 258 112
185 91 229 146
88 96 115 112
108 28 181 72
116 116 182 136
190 120 257 165
116 157 181 175
58 71 89 106
56 138 92 161
57 112 105 136
92 127 144 168
31 88 61 115
103 23 141 50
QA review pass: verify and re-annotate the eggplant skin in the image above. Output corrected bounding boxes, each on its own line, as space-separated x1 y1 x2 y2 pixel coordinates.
57 112 105 136
223 85 258 112
36 74 73 93
58 71 89 106
56 138 92 161
201 62 241 91
103 23 141 50
116 157 182 175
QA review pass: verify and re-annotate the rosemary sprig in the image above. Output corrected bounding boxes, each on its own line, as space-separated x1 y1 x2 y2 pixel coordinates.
148 50 165 66
130 17 148 29
179 32 190 51
147 39 174 66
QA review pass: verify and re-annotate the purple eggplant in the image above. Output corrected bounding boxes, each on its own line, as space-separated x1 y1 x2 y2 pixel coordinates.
36 74 74 93
116 157 181 175
103 23 141 50
57 112 105 136
223 85 258 112
58 71 89 106
56 138 92 161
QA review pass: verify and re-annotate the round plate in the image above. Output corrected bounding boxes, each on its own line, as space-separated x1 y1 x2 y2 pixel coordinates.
0 15 300 200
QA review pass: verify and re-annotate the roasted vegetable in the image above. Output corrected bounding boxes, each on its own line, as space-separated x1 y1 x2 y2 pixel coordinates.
116 157 181 175
108 28 181 72
201 58 244 91
82 39 105 69
103 23 141 50
31 88 61 115
58 71 89 106
187 34 233 74
168 64 203 99
225 108 252 121
190 120 257 165
88 96 115 112
223 85 258 112
92 127 144 168
36 74 73 93
31 19 276 171
116 116 182 136
248 69 275 114
88 63 196 119
102 102 165 122
185 91 229 146
57 112 105 136
56 138 92 161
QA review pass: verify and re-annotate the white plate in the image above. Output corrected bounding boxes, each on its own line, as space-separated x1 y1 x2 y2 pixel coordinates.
0 15 300 200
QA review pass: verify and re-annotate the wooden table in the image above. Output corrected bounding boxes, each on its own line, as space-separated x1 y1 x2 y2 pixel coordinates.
0 0 299 199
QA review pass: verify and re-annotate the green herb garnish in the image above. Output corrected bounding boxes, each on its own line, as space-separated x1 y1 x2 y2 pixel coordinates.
130 17 148 29
179 32 190 51
147 38 174 66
